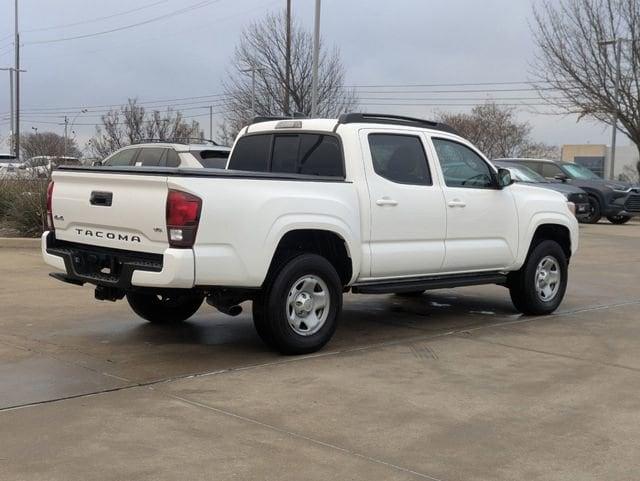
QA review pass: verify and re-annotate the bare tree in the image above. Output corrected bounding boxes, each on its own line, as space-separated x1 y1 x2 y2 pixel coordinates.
88 99 202 158
532 0 640 158
220 9 358 143
439 101 558 159
20 132 81 159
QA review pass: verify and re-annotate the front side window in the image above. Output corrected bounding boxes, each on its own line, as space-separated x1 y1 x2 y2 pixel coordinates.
368 134 431 185
136 148 166 167
104 148 138 166
432 138 494 188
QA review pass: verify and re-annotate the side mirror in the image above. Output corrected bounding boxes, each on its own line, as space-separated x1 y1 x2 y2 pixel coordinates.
497 168 513 189
92 160 103 167
554 173 568 183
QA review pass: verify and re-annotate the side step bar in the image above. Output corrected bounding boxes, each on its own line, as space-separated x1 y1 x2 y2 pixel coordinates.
352 272 507 294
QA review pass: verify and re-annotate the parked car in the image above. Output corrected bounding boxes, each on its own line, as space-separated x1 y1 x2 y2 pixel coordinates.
17 156 81 178
100 141 231 169
498 158 640 224
493 160 590 220
0 153 20 178
43 113 578 354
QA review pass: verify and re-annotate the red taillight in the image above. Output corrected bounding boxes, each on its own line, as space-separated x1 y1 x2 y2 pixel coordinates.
46 181 55 231
165 189 202 248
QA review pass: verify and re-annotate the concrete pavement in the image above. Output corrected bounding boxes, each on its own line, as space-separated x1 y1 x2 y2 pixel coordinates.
1 222 639 480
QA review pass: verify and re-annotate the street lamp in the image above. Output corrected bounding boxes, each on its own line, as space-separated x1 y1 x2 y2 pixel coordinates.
598 38 632 180
64 108 88 157
31 126 37 134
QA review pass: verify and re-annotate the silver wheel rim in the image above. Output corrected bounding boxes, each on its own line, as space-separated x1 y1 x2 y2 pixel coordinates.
286 275 330 336
535 255 561 302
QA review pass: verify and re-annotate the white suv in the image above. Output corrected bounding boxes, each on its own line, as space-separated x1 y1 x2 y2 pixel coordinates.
102 141 231 169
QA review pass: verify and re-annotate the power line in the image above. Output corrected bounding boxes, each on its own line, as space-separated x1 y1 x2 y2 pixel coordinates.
23 0 170 33
25 0 221 45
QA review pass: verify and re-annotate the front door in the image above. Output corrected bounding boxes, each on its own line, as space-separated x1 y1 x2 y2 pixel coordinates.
361 130 447 278
429 137 518 272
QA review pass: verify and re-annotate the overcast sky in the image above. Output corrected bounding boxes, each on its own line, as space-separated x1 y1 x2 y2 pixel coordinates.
0 0 621 153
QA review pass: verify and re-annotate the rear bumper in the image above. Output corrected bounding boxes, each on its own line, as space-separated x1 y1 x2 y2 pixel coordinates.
42 231 195 289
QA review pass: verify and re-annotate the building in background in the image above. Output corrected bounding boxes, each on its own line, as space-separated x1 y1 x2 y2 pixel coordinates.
562 142 639 180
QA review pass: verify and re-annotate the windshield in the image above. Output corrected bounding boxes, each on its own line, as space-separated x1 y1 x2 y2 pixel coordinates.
501 164 546 183
562 163 601 180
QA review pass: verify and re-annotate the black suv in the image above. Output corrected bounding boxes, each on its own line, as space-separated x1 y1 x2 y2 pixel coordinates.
498 158 640 224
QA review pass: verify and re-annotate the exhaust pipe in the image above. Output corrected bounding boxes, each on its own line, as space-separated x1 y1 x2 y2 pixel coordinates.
206 297 243 317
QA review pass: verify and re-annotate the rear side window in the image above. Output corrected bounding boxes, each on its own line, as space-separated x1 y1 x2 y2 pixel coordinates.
229 133 344 177
541 162 563 178
368 134 431 185
105 148 138 166
228 135 271 172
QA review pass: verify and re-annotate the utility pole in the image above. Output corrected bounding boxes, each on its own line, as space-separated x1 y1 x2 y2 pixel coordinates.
284 0 291 116
64 116 68 158
209 105 213 140
14 0 21 160
311 0 321 117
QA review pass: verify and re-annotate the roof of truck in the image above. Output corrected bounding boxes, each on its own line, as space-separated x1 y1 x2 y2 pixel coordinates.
244 112 458 136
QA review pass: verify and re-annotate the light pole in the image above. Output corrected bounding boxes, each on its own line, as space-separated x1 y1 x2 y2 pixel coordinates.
14 0 21 160
64 109 88 158
311 0 321 117
240 66 264 118
598 38 630 180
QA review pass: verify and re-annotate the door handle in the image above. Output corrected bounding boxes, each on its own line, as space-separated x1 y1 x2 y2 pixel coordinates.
376 197 398 206
447 199 466 208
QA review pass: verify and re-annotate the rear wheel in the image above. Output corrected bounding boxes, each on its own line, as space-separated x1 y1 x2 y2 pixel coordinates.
582 196 601 224
253 253 342 355
508 240 568 315
126 292 203 324
607 214 632 224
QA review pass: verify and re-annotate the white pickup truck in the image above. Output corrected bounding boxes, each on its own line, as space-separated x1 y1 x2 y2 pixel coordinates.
43 113 579 354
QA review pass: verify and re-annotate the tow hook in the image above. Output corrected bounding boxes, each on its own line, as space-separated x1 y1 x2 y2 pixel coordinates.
95 286 125 302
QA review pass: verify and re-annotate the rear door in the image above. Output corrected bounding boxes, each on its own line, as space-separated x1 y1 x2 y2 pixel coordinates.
361 129 446 278
51 171 170 254
429 137 518 272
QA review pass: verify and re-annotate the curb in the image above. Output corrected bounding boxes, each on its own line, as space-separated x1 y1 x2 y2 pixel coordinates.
0 237 41 249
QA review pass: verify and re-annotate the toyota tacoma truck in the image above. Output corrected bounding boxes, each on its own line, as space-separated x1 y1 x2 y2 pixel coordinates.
42 113 579 354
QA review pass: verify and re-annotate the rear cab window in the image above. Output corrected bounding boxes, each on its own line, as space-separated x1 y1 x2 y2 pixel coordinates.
228 133 344 178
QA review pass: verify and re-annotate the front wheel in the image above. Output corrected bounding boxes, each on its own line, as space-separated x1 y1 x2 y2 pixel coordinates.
581 196 601 224
253 253 342 355
607 214 632 224
508 240 568 315
126 292 204 324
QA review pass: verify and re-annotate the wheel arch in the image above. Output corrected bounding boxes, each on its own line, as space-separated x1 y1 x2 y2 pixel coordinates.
516 214 578 268
264 226 358 286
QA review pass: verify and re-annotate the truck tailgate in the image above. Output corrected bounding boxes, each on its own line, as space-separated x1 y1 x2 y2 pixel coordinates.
51 170 169 254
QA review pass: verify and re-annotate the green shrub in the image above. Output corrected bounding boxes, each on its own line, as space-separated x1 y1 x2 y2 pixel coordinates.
0 178 49 237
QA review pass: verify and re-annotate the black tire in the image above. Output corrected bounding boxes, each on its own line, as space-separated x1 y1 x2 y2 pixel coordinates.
394 290 425 297
251 295 276 348
582 196 602 224
253 253 342 355
126 291 203 324
606 214 632 224
508 240 568 315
